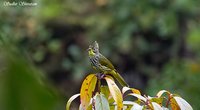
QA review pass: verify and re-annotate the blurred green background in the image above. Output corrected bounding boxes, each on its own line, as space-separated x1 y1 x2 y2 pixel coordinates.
0 0 200 109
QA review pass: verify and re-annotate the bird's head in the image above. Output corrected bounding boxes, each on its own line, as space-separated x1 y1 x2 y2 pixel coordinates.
88 46 95 56
87 41 99 57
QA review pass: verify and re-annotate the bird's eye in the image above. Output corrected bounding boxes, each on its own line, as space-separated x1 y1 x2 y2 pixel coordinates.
93 49 98 53
93 50 96 53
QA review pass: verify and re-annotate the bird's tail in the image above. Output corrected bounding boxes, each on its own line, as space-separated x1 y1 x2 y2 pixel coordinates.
109 70 129 87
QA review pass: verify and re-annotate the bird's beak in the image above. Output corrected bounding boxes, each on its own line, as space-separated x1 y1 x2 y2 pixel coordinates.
87 47 91 51
87 45 92 51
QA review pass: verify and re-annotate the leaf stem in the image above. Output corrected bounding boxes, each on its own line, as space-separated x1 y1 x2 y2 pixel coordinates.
96 73 103 93
98 77 101 93
166 94 172 107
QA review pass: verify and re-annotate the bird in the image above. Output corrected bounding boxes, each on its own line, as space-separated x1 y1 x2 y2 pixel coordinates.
87 41 129 87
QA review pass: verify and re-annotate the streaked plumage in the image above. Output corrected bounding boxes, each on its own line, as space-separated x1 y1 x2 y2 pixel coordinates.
88 41 129 87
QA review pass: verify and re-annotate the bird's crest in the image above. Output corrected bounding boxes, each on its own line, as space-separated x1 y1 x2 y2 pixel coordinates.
88 41 99 56
93 41 99 50
93 41 99 53
88 41 99 51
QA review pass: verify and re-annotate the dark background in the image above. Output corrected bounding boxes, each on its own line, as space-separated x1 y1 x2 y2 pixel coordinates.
0 0 200 109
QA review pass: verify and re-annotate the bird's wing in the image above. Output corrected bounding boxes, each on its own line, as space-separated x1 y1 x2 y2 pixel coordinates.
99 54 115 70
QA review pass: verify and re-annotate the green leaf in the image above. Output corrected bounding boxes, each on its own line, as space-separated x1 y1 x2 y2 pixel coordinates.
87 104 92 110
105 75 123 110
174 96 193 110
100 86 110 99
150 97 164 106
95 93 110 110
66 94 80 110
80 74 97 110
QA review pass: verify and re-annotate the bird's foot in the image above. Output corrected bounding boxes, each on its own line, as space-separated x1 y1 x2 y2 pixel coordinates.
96 72 105 79
100 74 105 79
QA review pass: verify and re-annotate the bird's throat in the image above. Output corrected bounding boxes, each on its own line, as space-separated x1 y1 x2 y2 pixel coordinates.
88 50 95 56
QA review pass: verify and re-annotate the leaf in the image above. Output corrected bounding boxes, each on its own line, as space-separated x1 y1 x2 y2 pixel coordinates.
128 93 147 102
173 96 193 110
130 102 143 110
123 87 142 104
150 97 164 106
111 101 135 110
66 94 80 110
109 105 115 110
108 96 115 104
170 97 180 110
122 101 135 110
105 75 123 110
122 87 141 95
122 87 129 94
156 90 170 98
152 102 163 110
79 104 92 110
162 107 169 110
100 86 110 99
101 86 115 104
122 101 142 110
101 85 115 104
95 93 110 110
80 74 97 110
79 104 83 110
122 101 138 105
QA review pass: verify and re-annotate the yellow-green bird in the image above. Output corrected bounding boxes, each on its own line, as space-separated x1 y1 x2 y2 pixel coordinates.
88 41 129 87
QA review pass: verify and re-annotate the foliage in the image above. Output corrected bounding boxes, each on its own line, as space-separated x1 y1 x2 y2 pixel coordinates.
66 73 193 110
0 36 60 110
147 60 200 110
